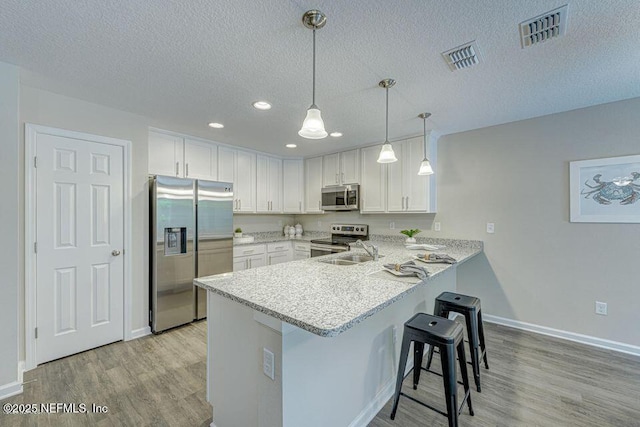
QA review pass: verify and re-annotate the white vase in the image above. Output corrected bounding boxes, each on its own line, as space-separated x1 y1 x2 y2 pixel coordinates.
234 232 242 238
405 237 417 244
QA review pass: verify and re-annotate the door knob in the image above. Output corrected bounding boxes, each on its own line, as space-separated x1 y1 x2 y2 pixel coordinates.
111 250 121 256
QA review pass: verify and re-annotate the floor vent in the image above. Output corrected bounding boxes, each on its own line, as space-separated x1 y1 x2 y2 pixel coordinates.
441 41 482 71
519 5 568 48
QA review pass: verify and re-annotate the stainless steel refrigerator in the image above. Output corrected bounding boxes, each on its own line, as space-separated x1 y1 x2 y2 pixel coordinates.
149 175 233 333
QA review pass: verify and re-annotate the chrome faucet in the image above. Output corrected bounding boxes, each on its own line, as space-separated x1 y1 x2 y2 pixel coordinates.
354 239 379 261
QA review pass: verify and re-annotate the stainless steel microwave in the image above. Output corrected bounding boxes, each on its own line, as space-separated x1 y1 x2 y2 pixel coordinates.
321 185 359 211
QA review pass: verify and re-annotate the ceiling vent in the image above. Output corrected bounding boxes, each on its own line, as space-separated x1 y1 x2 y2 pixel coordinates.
519 5 568 48
441 41 482 71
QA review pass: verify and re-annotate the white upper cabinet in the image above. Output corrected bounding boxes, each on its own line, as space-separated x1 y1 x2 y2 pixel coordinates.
256 155 282 213
322 149 360 187
283 159 304 213
361 137 436 214
322 153 340 187
184 138 218 181
149 131 218 181
218 146 256 213
340 149 360 184
148 131 184 177
305 156 324 213
360 145 386 213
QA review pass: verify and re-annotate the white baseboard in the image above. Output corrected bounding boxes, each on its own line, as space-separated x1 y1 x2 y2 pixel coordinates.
129 326 152 340
483 314 640 357
0 380 22 401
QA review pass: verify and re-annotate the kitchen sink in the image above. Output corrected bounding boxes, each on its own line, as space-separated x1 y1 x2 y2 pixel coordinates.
339 254 374 263
319 259 359 266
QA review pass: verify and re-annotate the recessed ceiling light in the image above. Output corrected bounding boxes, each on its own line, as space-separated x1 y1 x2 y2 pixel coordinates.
253 101 272 110
208 122 224 129
330 132 343 137
285 144 297 148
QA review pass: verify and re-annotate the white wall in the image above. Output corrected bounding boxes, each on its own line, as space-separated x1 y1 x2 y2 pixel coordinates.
0 63 20 395
434 97 640 347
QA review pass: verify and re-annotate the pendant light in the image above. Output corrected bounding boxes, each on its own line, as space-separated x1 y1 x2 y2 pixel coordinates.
377 79 398 163
298 10 328 139
417 112 434 175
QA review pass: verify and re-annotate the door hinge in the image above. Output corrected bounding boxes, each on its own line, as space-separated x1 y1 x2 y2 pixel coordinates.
149 310 153 324
35 327 38 339
34 242 37 253
34 156 38 168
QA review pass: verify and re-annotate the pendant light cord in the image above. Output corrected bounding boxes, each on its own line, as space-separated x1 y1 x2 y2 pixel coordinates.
423 117 427 158
385 87 389 143
312 28 316 106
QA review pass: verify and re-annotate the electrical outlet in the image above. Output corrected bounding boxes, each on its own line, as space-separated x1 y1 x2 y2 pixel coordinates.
317 221 322 227
486 223 495 234
277 220 283 227
595 301 607 315
434 222 441 232
263 348 275 380
392 326 397 344
389 222 395 230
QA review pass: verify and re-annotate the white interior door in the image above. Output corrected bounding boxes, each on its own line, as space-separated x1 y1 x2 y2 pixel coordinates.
35 133 124 364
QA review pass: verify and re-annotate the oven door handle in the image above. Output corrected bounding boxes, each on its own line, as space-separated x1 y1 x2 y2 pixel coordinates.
344 187 348 208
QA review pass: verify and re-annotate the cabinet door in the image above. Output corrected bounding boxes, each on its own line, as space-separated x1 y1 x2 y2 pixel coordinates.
340 149 360 184
233 257 248 271
184 138 217 180
305 156 324 213
360 145 387 213
218 146 235 183
235 150 256 213
386 142 405 212
248 254 266 269
255 155 270 212
405 137 429 212
322 153 340 187
149 131 183 177
283 159 304 213
268 251 291 265
268 157 282 213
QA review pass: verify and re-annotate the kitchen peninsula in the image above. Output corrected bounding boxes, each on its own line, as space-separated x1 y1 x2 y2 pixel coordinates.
195 238 482 427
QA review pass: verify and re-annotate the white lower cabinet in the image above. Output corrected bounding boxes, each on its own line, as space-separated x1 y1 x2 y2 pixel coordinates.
267 242 292 265
233 244 266 271
293 242 310 260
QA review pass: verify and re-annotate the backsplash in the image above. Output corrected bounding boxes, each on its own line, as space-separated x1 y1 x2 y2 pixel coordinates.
296 212 436 236
233 214 295 233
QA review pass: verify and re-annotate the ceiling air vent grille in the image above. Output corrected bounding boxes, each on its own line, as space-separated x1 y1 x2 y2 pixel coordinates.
519 5 568 48
441 41 481 71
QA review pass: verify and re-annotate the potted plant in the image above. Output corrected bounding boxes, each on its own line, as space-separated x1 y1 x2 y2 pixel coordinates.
400 229 421 244
234 228 243 238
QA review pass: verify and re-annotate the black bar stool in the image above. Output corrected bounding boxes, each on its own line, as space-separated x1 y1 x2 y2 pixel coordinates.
390 313 473 427
427 292 489 392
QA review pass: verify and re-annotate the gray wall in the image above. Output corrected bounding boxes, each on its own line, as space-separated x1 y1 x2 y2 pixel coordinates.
435 97 640 346
298 212 435 236
0 63 20 389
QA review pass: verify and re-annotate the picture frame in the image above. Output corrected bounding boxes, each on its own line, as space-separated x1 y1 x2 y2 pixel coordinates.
570 154 640 223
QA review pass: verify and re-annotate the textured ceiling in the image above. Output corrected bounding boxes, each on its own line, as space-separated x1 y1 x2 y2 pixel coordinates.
1 0 639 157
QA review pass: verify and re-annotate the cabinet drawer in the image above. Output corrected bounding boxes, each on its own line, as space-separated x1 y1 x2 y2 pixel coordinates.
293 242 310 252
234 244 266 257
267 242 291 253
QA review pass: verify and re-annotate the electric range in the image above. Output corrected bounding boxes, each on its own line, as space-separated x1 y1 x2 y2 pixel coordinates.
310 224 369 257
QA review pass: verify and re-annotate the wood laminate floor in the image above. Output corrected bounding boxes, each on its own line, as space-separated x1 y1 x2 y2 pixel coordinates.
1 320 639 426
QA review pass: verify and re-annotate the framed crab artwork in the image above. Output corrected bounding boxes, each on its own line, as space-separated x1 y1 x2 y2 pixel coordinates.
570 154 640 223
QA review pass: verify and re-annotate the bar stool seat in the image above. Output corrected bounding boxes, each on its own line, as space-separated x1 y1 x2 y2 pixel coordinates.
427 292 489 392
390 313 474 427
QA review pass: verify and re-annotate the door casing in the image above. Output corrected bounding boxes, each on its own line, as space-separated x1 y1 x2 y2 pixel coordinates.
24 123 133 371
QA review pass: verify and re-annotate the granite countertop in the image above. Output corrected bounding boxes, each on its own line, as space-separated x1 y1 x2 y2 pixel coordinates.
233 231 330 246
196 236 483 337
